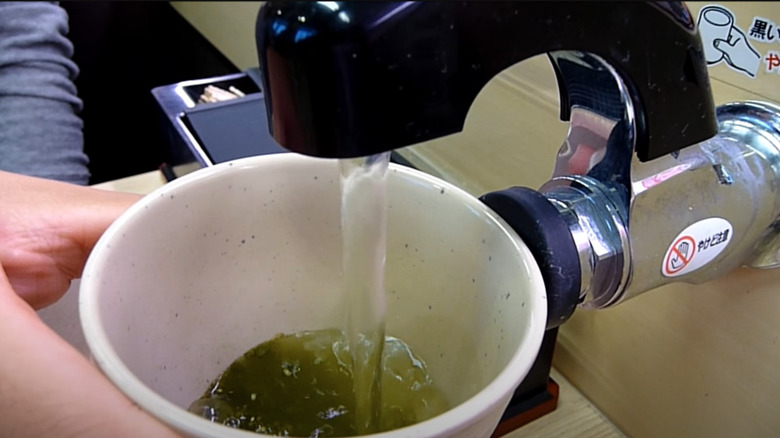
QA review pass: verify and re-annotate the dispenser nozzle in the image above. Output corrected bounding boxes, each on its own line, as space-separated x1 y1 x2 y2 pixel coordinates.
256 1 717 161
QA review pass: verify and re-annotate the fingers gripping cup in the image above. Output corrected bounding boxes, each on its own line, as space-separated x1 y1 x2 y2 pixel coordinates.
79 154 546 438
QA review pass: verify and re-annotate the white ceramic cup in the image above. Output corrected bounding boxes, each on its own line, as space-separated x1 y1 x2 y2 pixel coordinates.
80 153 546 438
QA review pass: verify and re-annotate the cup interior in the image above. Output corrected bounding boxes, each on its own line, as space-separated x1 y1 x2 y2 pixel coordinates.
703 8 731 26
80 154 546 438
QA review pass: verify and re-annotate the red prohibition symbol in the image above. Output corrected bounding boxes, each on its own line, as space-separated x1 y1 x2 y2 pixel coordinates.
665 235 696 275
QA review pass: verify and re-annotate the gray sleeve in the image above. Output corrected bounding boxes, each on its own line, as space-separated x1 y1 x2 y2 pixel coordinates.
0 1 90 185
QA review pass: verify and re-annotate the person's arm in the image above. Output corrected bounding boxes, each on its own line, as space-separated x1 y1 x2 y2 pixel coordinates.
0 270 181 438
0 169 182 436
0 2 90 185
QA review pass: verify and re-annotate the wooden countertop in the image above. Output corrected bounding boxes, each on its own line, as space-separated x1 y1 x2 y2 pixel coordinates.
89 168 625 438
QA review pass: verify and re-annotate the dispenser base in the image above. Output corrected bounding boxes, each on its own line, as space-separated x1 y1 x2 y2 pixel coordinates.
491 378 560 437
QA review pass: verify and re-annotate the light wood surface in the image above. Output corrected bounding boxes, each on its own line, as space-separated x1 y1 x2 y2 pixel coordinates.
171 2 263 71
168 3 780 437
507 369 626 438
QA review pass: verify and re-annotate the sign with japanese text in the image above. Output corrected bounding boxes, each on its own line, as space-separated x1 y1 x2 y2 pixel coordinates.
695 3 780 81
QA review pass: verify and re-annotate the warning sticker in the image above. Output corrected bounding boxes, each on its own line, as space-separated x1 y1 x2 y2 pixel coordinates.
697 4 780 79
662 218 733 278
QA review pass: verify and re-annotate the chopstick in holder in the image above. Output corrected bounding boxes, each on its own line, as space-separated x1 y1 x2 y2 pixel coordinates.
197 85 245 104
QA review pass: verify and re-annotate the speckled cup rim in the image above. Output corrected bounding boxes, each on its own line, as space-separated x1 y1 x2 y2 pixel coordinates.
80 154 547 438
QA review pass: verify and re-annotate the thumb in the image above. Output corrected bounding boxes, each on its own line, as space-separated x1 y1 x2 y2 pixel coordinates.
713 38 735 53
713 38 739 65
0 264 39 318
0 264 14 299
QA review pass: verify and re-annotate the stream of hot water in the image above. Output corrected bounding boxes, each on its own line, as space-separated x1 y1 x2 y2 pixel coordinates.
339 152 392 434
